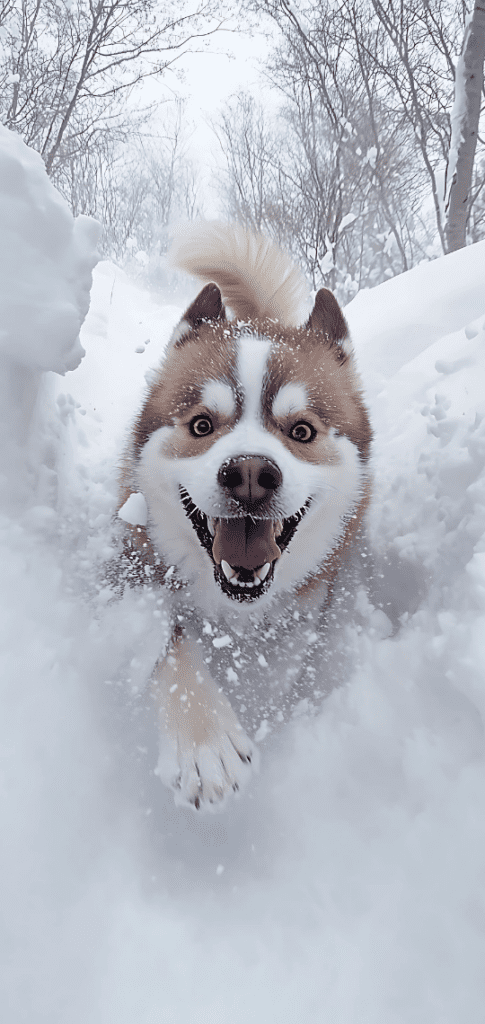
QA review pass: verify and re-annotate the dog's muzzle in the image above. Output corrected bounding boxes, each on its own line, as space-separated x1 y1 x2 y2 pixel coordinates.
180 461 309 602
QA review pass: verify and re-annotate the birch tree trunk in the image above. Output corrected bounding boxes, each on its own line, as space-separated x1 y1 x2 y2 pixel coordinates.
444 2 485 252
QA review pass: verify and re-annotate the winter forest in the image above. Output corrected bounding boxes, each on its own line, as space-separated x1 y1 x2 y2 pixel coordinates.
1 2 485 1022
2 0 485 290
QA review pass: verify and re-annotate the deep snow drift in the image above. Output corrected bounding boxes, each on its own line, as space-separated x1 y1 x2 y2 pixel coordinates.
1 126 485 1023
0 125 99 515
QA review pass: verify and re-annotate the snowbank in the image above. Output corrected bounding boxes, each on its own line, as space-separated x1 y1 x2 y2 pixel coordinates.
1 199 485 1022
345 239 485 393
0 127 99 512
0 126 99 373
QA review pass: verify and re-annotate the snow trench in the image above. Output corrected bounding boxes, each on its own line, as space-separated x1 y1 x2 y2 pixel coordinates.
2 126 485 1023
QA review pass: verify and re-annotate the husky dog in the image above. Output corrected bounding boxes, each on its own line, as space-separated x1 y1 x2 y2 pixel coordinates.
117 222 371 811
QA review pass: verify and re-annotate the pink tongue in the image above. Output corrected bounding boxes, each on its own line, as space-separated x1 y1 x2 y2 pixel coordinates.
212 518 281 569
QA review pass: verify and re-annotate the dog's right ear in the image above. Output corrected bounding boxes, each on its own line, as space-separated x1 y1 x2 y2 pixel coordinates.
169 283 226 348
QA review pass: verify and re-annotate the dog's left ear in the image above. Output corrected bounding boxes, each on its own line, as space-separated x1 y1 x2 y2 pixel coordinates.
184 283 226 329
306 288 352 359
170 283 226 348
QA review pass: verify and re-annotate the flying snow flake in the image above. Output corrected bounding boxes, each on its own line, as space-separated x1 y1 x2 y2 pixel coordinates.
254 720 271 742
364 146 378 169
339 213 357 232
212 635 232 649
117 492 148 527
319 250 334 275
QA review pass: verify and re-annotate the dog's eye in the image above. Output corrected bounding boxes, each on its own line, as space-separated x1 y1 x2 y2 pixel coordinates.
290 421 316 443
190 415 214 437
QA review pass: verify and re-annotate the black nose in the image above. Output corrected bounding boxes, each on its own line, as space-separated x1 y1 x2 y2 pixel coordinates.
218 456 282 508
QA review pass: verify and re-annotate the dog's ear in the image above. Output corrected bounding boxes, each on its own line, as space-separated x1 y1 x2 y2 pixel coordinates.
184 283 226 328
170 283 226 348
306 288 352 359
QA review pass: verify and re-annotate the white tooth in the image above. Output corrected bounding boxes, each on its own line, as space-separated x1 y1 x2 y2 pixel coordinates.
229 576 238 586
274 519 284 537
221 559 236 580
257 562 270 581
208 517 216 536
254 575 263 586
238 580 246 587
246 580 254 588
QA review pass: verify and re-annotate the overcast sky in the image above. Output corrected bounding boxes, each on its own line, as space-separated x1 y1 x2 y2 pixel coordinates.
167 25 273 215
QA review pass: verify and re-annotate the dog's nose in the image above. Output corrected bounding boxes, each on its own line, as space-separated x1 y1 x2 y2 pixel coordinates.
218 456 282 507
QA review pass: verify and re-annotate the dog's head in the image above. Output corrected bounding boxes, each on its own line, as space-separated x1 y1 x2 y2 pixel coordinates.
133 283 371 607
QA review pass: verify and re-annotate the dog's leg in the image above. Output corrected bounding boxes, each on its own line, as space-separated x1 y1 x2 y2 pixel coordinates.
152 625 256 810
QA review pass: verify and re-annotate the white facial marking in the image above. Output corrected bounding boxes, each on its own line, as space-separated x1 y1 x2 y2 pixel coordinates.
201 380 236 417
272 434 365 593
272 383 308 419
237 335 271 423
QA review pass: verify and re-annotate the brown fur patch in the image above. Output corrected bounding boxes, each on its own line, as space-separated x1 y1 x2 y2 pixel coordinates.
114 323 242 583
261 320 372 462
105 520 169 590
131 323 241 457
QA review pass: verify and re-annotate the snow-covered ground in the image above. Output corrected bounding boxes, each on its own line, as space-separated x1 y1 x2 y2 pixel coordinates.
2 126 485 1023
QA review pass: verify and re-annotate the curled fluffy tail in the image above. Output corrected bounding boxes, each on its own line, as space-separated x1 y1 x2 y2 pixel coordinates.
168 221 309 327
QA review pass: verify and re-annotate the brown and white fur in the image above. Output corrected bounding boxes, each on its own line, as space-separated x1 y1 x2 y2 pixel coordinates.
117 222 372 811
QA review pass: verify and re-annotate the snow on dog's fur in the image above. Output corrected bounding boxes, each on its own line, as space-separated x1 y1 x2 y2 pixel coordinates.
117 222 372 811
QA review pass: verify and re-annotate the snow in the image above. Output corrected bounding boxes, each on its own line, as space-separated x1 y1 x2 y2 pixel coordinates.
319 249 335 274
212 635 232 649
345 238 485 391
118 492 148 526
0 125 99 373
339 211 358 232
0 126 100 513
364 145 378 169
2 128 485 1022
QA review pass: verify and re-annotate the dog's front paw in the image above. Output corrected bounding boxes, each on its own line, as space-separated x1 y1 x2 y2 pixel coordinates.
152 631 258 811
176 726 256 810
157 724 257 811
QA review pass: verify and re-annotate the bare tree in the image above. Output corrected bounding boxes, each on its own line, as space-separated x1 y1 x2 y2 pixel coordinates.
63 100 201 263
0 0 15 26
211 92 291 242
213 87 430 300
467 155 485 239
251 0 485 256
0 0 229 183
215 1 444 299
444 1 485 250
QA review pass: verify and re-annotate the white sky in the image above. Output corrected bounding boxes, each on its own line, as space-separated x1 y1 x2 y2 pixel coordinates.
181 29 270 128
146 26 273 215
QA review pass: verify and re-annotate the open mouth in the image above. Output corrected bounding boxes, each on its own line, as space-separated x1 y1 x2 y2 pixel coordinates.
180 488 309 602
